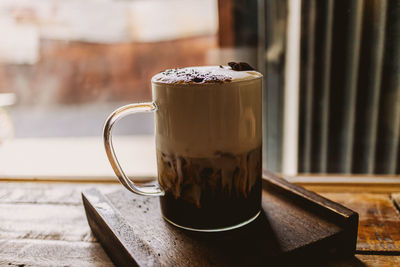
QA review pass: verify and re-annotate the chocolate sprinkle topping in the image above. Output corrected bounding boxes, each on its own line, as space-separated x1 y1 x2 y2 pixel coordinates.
193 77 204 83
156 68 232 84
228 62 255 71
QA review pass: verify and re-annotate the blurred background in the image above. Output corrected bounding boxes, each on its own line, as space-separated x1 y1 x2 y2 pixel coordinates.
0 0 219 138
0 0 399 178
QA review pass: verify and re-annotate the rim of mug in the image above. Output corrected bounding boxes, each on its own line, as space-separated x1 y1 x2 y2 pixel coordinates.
151 73 263 86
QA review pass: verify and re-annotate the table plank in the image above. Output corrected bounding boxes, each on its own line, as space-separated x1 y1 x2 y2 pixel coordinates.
84 178 357 267
392 193 400 211
328 255 400 267
0 203 94 242
0 182 119 205
0 182 399 267
0 239 113 267
321 193 400 253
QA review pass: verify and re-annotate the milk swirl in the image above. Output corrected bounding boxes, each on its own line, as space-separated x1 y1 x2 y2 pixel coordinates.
153 65 263 229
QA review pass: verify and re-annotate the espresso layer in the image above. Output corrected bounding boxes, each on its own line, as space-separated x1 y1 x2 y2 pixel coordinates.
158 147 262 229
160 180 261 229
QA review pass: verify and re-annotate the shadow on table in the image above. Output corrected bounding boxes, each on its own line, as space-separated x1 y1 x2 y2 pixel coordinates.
178 210 361 266
178 210 283 266
325 256 367 267
83 187 361 267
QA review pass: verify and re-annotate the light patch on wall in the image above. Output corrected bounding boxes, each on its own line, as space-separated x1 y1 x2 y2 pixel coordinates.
0 0 218 44
39 0 131 43
0 19 39 64
129 0 218 42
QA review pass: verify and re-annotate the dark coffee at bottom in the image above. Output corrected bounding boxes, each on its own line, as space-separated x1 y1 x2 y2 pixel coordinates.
157 147 262 230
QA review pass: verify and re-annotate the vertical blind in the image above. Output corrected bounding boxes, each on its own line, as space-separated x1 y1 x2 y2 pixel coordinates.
260 0 400 175
298 0 400 174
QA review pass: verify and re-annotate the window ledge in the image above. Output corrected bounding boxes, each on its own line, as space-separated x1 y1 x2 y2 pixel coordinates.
0 136 156 181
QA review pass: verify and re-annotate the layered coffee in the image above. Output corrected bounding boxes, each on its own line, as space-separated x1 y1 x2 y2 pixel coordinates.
152 65 262 230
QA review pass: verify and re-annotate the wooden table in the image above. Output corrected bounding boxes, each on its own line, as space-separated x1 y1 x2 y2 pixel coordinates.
1 181 399 266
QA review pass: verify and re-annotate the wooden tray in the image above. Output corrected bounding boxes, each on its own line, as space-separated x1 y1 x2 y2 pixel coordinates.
82 172 358 266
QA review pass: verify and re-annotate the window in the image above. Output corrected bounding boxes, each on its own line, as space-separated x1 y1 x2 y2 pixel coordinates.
262 0 400 176
0 0 220 179
1 0 400 181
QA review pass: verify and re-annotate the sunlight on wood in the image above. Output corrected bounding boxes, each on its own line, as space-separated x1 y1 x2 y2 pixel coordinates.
0 136 157 181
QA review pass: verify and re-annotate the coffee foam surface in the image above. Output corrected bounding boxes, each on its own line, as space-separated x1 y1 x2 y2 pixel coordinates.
152 66 262 84
153 71 262 157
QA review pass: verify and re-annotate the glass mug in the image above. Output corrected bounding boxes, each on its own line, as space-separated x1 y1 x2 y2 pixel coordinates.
103 65 263 232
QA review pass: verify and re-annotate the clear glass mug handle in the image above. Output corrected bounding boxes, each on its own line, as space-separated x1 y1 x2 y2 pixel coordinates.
103 102 164 196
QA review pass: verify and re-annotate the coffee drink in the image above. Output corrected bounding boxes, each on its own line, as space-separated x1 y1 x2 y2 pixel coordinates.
152 65 262 230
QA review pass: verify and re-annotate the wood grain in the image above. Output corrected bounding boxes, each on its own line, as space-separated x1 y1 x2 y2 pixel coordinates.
327 255 400 267
321 192 400 253
0 182 119 205
303 183 400 193
83 175 358 266
0 203 94 242
0 181 399 266
0 239 113 267
392 193 400 212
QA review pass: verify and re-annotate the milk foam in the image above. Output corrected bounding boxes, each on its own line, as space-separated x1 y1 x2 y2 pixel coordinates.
152 66 263 157
152 65 262 84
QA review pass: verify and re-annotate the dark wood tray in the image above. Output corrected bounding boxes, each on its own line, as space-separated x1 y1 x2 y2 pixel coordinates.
82 172 358 266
